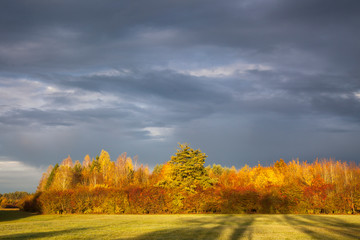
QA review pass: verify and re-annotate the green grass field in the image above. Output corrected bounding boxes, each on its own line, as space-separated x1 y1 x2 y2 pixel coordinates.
1 210 360 239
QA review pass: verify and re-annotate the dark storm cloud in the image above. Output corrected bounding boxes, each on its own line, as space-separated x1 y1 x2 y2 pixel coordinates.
0 108 122 127
46 70 231 103
31 66 360 126
0 0 358 72
1 0 360 192
0 108 74 126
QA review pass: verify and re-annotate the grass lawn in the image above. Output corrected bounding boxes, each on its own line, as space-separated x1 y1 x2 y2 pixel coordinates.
1 210 360 239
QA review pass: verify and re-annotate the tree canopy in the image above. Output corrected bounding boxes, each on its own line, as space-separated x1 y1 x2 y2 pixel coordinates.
167 143 212 191
18 145 360 215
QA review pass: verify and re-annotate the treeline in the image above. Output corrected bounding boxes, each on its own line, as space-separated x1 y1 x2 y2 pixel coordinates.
0 191 29 208
22 144 360 214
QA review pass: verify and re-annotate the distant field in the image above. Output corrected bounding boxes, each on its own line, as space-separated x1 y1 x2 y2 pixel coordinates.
1 210 360 239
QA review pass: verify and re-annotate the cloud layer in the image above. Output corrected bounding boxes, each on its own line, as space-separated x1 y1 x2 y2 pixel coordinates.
1 0 360 192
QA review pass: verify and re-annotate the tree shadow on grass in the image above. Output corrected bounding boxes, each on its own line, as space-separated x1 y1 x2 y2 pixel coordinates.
0 226 101 240
127 215 256 240
301 215 360 229
0 210 36 222
283 215 360 240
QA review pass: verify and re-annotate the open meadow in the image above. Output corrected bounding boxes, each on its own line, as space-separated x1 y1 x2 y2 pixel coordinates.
1 210 360 240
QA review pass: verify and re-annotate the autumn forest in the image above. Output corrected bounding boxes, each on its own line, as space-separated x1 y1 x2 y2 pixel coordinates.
8 144 360 215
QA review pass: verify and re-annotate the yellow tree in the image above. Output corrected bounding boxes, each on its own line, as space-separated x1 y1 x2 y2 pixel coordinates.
237 164 252 187
99 149 113 185
81 154 91 186
52 156 74 190
115 152 127 187
37 165 53 192
82 154 91 168
134 164 150 186
90 156 101 186
125 157 134 184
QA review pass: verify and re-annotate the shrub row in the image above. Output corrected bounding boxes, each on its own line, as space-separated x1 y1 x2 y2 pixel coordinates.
21 184 359 214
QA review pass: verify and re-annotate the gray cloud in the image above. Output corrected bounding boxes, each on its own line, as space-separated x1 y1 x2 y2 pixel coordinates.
1 0 360 192
0 1 358 72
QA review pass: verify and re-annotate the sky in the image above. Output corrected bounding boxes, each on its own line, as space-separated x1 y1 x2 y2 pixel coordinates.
1 0 360 193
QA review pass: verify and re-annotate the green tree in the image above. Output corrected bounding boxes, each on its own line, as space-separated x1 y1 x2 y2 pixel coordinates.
44 163 59 190
73 160 83 186
168 143 212 192
90 157 101 186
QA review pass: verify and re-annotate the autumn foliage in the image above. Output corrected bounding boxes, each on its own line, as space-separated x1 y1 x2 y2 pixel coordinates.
22 144 360 214
0 191 29 209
